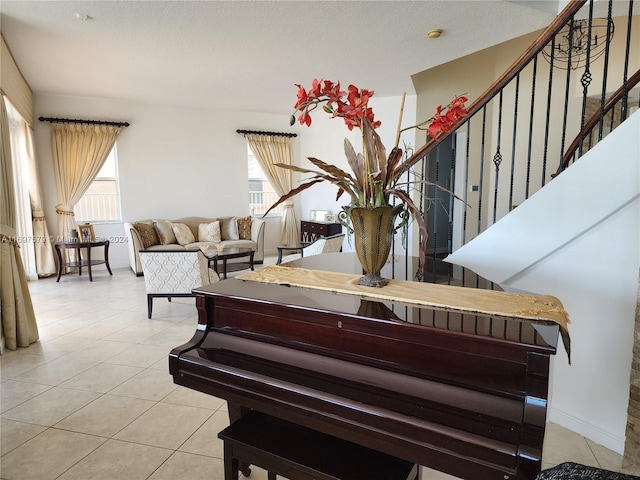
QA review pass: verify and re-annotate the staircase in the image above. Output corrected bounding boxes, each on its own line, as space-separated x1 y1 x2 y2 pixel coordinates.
405 0 639 461
408 0 638 254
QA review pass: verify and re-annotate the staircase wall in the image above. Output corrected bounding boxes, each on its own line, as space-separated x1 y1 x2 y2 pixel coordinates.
445 110 640 453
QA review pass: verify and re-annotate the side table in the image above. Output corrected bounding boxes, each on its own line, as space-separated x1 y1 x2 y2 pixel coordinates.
203 247 255 279
55 239 112 282
276 241 314 264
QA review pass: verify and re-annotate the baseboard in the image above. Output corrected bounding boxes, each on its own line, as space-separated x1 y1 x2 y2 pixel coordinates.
548 406 626 454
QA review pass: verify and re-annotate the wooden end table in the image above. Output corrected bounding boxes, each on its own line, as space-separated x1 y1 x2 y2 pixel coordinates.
55 239 112 282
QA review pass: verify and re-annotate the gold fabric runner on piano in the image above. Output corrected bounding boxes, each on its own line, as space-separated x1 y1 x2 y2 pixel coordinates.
237 265 570 330
237 265 571 361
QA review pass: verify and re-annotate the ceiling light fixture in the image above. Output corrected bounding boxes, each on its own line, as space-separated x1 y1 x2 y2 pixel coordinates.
542 18 614 70
75 13 92 21
427 29 443 39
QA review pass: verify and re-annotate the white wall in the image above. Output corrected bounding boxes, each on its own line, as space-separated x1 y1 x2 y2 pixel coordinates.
32 92 418 268
33 94 291 268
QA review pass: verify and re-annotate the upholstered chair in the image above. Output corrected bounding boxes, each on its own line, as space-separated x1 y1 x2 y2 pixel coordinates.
139 249 219 318
277 233 345 265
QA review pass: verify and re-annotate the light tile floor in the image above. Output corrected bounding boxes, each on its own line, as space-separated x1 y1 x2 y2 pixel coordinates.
0 258 632 479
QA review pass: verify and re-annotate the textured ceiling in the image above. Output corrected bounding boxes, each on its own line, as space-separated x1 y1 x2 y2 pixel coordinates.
0 1 561 114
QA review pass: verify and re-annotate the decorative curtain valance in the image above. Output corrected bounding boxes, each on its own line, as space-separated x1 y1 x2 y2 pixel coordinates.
1 36 33 126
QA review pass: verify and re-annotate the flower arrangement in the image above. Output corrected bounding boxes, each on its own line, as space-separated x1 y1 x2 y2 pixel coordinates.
267 78 468 276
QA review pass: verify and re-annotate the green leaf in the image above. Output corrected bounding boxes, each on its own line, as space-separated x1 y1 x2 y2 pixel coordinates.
262 178 325 217
306 157 355 183
344 138 364 190
385 147 403 187
387 188 428 277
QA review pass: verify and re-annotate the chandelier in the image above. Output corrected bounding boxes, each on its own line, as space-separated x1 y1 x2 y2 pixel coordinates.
542 18 615 70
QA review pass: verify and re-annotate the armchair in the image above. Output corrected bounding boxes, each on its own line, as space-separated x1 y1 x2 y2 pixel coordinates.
276 233 345 265
139 249 219 318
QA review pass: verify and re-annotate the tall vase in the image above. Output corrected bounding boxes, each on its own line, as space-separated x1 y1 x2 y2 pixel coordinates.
348 205 402 287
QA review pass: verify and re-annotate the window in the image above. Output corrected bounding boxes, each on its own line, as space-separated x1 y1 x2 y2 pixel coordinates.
5 97 37 278
74 145 121 222
248 145 283 216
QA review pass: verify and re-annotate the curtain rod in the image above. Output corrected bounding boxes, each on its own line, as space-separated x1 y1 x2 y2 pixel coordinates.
236 129 297 138
38 116 130 127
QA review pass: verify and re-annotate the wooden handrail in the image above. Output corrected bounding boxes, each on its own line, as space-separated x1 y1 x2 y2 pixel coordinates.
555 68 640 175
403 0 588 171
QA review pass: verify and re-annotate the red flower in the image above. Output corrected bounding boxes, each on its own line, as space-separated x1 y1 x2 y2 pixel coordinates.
298 111 312 127
425 97 469 139
293 80 379 130
427 106 454 139
444 95 469 123
321 80 344 103
309 78 322 97
291 79 465 139
366 107 381 129
427 120 442 139
294 84 308 109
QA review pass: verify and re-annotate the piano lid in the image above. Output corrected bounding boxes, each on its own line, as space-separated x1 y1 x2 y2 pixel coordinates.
194 253 558 350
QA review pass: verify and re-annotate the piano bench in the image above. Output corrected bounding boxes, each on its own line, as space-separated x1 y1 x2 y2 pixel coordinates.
218 410 418 480
535 462 640 479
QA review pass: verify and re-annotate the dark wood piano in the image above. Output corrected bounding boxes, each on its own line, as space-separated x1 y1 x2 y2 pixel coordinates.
169 253 559 480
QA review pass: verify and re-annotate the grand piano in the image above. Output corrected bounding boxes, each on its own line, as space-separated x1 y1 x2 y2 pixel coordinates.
169 253 559 480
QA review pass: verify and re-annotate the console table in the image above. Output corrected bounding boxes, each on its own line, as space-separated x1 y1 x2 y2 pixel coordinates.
55 239 112 282
300 220 342 243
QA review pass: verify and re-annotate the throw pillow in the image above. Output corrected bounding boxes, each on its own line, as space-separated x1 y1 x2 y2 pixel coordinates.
172 222 195 246
154 220 177 245
133 221 159 249
219 217 240 241
237 216 252 240
198 221 221 242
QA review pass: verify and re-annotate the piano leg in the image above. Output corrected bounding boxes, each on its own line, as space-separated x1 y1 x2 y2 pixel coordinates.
224 442 240 480
228 402 252 477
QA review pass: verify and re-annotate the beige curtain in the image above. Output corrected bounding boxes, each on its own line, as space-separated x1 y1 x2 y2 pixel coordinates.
0 96 39 350
26 126 56 275
51 123 120 244
246 134 299 246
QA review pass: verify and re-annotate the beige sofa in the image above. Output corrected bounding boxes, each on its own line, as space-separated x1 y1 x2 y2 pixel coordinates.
124 216 265 276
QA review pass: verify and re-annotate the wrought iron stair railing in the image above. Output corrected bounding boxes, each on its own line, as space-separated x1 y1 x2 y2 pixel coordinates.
556 67 640 175
402 0 638 264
